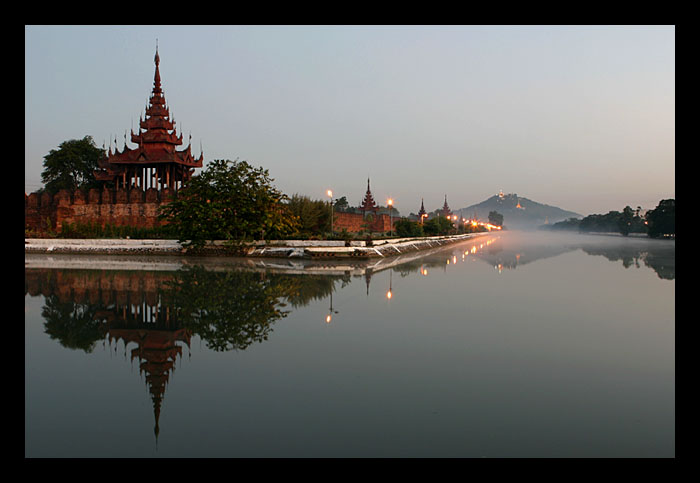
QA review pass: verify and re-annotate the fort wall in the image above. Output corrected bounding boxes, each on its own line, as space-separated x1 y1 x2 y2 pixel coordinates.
25 187 175 235
332 211 397 234
25 189 399 236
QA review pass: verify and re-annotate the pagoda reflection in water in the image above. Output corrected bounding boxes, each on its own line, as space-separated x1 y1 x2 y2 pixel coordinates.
27 268 191 443
26 266 343 444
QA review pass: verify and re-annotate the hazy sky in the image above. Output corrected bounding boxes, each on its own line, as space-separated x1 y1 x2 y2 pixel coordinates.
25 25 674 216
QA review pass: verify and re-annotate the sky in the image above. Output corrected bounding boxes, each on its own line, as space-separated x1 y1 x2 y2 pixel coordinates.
25 25 675 216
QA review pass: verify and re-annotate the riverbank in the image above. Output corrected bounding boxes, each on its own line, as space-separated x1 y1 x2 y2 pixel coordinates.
24 232 491 259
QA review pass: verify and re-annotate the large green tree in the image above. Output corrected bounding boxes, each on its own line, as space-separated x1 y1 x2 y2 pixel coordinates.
41 136 105 194
158 159 300 249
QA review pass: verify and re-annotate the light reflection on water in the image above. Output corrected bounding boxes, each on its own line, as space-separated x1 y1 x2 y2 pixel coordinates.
25 231 674 457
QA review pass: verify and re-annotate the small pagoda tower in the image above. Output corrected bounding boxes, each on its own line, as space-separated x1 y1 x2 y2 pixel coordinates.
94 44 203 192
418 198 427 221
440 195 452 218
361 178 378 217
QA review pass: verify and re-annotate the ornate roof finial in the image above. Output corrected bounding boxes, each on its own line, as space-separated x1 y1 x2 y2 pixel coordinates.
153 40 162 94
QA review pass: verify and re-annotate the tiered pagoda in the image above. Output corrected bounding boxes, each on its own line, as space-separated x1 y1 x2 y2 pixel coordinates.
440 195 452 218
361 178 378 217
418 198 427 221
94 45 203 192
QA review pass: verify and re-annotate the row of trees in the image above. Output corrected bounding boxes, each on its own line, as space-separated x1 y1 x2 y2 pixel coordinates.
546 201 675 238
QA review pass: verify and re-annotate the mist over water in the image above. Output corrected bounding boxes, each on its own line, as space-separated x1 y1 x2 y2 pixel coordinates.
25 231 674 457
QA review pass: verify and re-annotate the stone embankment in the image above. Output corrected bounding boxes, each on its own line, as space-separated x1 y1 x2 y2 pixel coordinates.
24 233 490 259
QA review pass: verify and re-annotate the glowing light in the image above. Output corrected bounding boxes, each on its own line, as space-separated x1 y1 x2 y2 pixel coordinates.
387 198 393 206
327 189 333 198
326 314 332 323
386 291 392 299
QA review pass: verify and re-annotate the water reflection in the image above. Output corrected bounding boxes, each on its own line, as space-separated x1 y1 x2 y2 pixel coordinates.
26 266 348 443
25 231 674 454
387 232 674 280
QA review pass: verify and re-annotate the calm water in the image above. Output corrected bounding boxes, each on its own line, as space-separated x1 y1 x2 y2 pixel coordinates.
25 231 675 458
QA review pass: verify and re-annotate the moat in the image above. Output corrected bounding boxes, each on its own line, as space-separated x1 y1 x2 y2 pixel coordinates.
25 231 674 457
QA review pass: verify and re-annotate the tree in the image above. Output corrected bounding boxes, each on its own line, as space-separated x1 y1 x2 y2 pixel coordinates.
158 159 300 249
646 199 675 238
40 136 105 194
286 194 331 236
488 210 504 227
618 205 635 236
334 196 349 212
394 219 424 237
423 216 453 236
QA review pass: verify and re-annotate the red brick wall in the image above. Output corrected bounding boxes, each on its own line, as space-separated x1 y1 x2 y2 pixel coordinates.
25 190 399 236
332 212 398 233
25 188 175 235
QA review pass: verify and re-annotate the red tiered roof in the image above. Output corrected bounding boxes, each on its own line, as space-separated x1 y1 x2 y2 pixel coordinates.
361 178 378 215
440 195 452 217
95 45 203 189
418 198 427 218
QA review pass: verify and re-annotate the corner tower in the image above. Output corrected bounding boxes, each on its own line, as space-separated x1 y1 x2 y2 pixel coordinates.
94 44 204 192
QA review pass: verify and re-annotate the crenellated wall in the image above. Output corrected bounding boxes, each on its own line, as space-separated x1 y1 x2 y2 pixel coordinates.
25 187 175 235
25 189 399 236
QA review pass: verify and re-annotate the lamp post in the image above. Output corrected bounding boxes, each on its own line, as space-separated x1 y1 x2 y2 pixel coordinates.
327 189 333 236
387 198 393 237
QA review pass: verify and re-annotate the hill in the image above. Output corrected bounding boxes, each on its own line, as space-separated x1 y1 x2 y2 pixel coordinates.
457 192 582 230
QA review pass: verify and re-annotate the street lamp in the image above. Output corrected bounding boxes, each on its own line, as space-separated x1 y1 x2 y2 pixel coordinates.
327 189 333 236
387 198 393 237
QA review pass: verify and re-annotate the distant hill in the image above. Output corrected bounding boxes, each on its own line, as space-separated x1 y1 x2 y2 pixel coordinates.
457 192 582 230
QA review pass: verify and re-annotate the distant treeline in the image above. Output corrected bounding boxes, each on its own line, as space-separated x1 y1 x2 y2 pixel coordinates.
543 199 675 238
